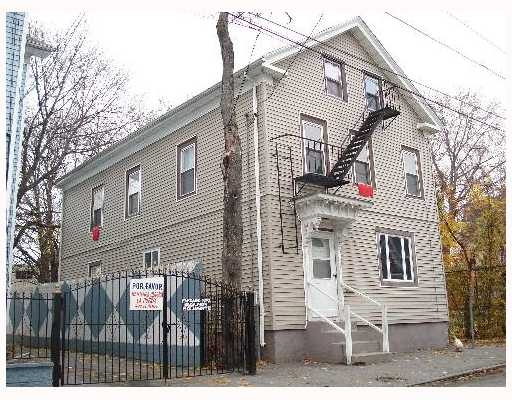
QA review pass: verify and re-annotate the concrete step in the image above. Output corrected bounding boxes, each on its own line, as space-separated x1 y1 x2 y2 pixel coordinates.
350 351 394 365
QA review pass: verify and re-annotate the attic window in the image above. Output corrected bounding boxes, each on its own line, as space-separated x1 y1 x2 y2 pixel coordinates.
324 59 348 101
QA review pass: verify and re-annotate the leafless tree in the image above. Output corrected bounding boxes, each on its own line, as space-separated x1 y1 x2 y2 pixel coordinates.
14 17 149 282
216 12 243 288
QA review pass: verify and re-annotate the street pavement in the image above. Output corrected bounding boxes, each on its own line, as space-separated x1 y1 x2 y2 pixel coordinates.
121 344 505 387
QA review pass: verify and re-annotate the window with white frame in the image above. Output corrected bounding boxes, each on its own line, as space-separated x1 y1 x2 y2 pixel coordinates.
324 59 347 100
311 238 332 279
88 261 102 278
377 231 416 285
402 148 422 197
350 130 372 185
177 138 196 198
302 118 327 175
91 185 104 228
364 74 382 111
143 249 160 269
126 165 141 217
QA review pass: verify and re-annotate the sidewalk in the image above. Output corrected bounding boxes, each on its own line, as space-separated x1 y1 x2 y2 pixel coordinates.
138 344 505 387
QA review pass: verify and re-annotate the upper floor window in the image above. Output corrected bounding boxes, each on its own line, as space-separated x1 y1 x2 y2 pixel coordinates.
91 185 104 228
377 231 417 286
301 116 327 175
324 59 347 100
88 261 102 278
402 147 423 197
126 165 141 217
350 130 373 186
364 73 382 111
177 138 197 199
143 248 160 268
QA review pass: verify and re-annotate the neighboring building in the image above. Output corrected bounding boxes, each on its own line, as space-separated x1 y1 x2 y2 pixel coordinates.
5 12 53 286
56 17 448 363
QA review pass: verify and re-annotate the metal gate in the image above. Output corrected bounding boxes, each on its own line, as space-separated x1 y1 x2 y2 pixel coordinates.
7 265 256 386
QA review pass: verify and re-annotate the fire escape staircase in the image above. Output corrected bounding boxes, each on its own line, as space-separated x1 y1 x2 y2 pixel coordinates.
294 105 400 190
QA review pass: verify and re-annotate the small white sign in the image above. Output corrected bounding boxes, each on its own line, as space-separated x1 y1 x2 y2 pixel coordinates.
130 277 164 310
182 298 211 311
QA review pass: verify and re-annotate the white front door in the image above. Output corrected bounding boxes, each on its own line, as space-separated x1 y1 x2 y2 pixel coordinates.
308 233 338 319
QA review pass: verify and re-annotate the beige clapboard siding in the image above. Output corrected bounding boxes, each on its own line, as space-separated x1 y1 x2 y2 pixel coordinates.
60 85 276 330
262 31 447 329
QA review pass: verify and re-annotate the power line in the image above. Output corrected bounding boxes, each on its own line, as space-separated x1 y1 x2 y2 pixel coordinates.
230 13 505 133
248 12 505 120
385 12 506 80
266 13 324 102
446 12 507 55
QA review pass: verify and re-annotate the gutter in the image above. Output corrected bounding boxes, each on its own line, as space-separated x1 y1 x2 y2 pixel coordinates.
252 84 265 347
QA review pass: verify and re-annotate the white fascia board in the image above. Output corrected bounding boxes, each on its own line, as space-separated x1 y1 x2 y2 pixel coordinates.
56 61 270 191
417 122 441 135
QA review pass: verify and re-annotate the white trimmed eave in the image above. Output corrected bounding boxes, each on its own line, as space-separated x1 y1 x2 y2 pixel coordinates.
262 16 443 131
56 59 279 191
295 193 373 226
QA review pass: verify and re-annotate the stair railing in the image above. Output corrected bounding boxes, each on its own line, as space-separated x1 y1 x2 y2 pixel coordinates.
307 281 352 364
341 281 389 353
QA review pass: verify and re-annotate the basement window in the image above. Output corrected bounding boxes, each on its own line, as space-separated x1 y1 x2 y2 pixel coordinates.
88 261 102 278
143 248 160 269
377 231 417 286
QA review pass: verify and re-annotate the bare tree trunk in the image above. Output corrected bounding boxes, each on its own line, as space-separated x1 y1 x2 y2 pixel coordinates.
217 12 243 289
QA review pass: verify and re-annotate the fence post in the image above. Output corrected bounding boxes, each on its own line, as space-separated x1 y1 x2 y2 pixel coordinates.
162 273 169 379
245 292 256 375
51 289 63 387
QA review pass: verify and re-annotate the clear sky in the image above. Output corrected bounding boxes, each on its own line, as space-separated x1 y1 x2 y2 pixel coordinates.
22 7 511 117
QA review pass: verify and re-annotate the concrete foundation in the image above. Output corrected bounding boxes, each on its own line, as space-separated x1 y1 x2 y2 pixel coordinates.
262 321 448 363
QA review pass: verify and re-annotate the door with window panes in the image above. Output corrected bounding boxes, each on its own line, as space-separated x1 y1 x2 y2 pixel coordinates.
308 233 338 318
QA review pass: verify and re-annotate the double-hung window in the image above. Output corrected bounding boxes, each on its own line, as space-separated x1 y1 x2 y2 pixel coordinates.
364 73 382 111
324 59 347 100
91 185 104 228
126 165 141 217
177 138 196 198
402 148 423 197
88 261 102 278
143 249 160 269
301 117 327 175
377 231 416 285
350 130 372 185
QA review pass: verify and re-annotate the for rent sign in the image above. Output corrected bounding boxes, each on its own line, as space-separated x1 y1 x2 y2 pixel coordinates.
129 277 164 310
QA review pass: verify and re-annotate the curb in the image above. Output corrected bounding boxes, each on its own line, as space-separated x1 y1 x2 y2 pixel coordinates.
408 363 506 386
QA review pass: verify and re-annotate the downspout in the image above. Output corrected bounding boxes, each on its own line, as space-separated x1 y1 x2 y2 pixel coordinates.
252 84 265 347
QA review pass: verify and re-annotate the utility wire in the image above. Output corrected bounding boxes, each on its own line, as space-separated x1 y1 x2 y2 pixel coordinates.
230 13 504 133
266 13 324 102
446 12 507 55
250 12 505 120
385 12 506 80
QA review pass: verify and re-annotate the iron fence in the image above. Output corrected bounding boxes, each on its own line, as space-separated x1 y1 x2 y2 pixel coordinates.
6 266 256 386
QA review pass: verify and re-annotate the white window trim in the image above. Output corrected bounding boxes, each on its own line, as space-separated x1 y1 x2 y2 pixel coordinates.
310 231 337 281
90 185 104 228
88 260 102 278
401 148 422 198
301 119 326 175
143 248 160 269
378 233 416 283
323 59 345 100
125 164 142 219
179 142 196 197
363 73 382 112
350 132 372 185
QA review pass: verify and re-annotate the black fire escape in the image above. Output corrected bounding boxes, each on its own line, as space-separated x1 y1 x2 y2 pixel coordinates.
272 82 401 254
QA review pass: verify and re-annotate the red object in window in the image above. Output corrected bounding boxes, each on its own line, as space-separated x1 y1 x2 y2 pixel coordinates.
358 183 374 198
92 226 101 241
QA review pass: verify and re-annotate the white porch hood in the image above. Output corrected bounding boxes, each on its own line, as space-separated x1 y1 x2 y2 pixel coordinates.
295 193 373 229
